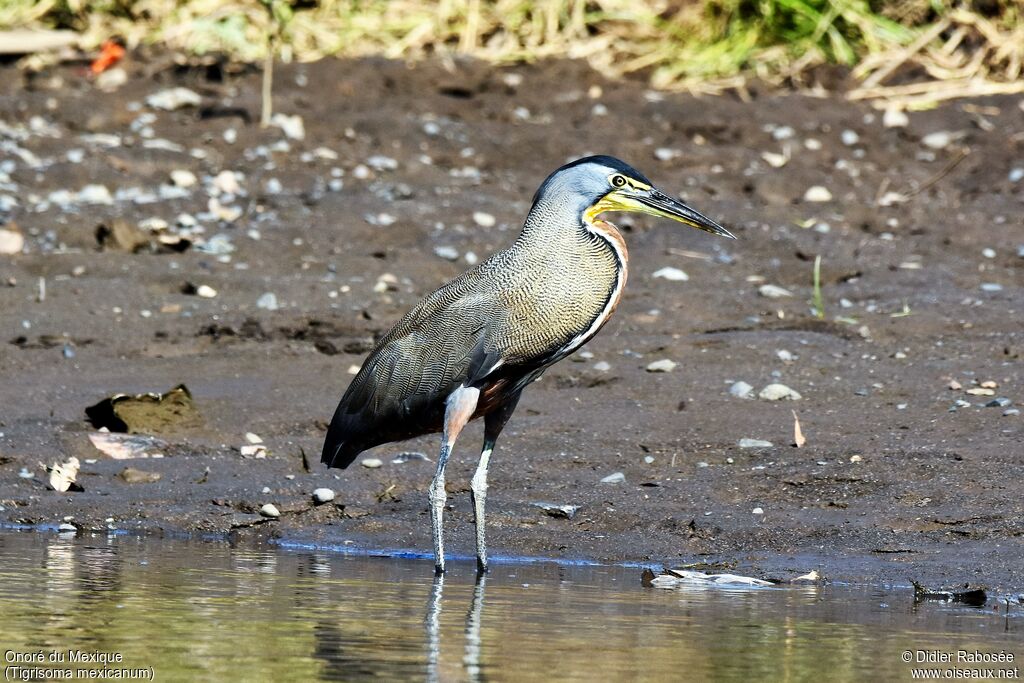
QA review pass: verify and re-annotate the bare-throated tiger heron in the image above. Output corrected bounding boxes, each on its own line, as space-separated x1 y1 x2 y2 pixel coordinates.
322 155 734 574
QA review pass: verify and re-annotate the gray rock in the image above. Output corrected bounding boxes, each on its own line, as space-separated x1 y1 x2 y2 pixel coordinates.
739 438 773 449
985 397 1012 408
392 452 431 464
146 87 202 110
57 523 77 532
600 472 625 484
758 284 793 299
1004 408 1020 416
312 488 335 504
729 381 754 399
533 502 579 519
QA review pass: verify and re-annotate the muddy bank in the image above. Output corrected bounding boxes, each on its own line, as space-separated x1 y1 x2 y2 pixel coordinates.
0 54 1022 589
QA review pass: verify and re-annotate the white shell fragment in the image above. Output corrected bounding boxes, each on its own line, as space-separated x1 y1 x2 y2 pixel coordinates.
651 267 689 282
646 359 677 373
259 503 280 518
758 284 793 299
803 186 833 203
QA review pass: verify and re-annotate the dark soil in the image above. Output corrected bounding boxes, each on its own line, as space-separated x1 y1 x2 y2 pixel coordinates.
1 54 1022 591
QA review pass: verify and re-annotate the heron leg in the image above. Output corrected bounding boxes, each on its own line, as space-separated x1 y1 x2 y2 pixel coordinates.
430 385 480 575
472 392 521 573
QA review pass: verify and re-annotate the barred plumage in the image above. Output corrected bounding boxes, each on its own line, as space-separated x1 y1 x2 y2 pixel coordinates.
319 155 733 574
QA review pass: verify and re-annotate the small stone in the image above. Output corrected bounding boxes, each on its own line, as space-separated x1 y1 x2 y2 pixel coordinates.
78 184 113 204
593 361 611 372
985 397 1012 408
752 507 764 515
245 432 263 444
472 211 496 227
212 170 242 196
948 380 962 390
980 283 1003 292
366 155 398 171
96 67 127 91
739 439 773 449
241 444 266 458
981 380 998 389
271 113 305 140
1009 168 1024 183
849 455 863 463
1004 408 1020 416
803 186 833 203
654 148 681 161
646 359 677 373
312 488 336 504
259 503 280 518
922 131 957 150
771 126 795 141
361 458 383 469
256 292 279 310
651 267 689 282
883 108 909 128
119 467 161 484
758 284 793 299
0 227 24 255
146 87 201 111
196 285 217 299
434 246 459 261
966 388 995 396
58 523 77 532
982 248 996 259
840 130 859 146
759 383 802 401
170 169 198 188
776 349 796 362
729 381 754 399
600 472 625 484
643 455 655 464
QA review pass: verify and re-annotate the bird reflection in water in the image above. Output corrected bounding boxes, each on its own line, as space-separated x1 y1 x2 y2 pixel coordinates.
425 573 488 683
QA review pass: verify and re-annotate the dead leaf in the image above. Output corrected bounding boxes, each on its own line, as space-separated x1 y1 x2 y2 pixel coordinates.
792 410 806 448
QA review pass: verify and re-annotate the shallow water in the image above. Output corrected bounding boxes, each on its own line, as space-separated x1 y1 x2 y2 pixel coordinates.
0 530 1019 682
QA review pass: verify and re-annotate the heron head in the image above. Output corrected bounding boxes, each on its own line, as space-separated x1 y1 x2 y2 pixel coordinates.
532 155 734 239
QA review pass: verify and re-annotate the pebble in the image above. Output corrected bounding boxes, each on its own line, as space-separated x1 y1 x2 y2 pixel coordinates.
803 186 833 202
361 458 383 469
367 155 398 172
18 467 33 479
882 108 909 128
752 507 764 515
58 523 77 532
654 148 681 161
391 452 430 464
729 381 754 399
0 227 24 255
259 503 280 519
170 169 198 188
1009 168 1024 183
472 211 496 227
980 283 1003 292
646 359 677 373
849 455 863 463
758 383 802 401
241 444 266 457
96 67 127 91
739 439 773 449
922 131 958 150
771 126 795 140
312 488 336 504
196 284 217 299
434 246 459 261
213 170 242 195
982 247 996 259
1005 408 1020 416
78 184 113 204
271 113 305 140
223 128 237 144
651 267 689 281
146 87 202 110
758 284 793 299
593 361 611 372
256 292 279 310
600 472 625 484
840 130 859 146
776 349 796 362
985 397 1012 408
643 455 655 464
245 432 263 444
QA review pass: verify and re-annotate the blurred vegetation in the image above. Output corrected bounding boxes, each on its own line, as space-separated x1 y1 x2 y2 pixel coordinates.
2 0 1023 102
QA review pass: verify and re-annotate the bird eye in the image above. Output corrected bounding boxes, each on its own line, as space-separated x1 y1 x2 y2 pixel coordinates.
611 174 627 188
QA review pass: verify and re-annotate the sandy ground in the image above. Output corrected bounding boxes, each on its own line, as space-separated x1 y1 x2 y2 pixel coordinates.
1 53 1022 590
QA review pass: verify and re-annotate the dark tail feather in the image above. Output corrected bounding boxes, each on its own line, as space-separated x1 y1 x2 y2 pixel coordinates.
321 408 363 469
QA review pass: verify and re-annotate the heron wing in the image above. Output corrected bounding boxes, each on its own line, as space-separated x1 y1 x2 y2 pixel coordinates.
321 270 505 467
